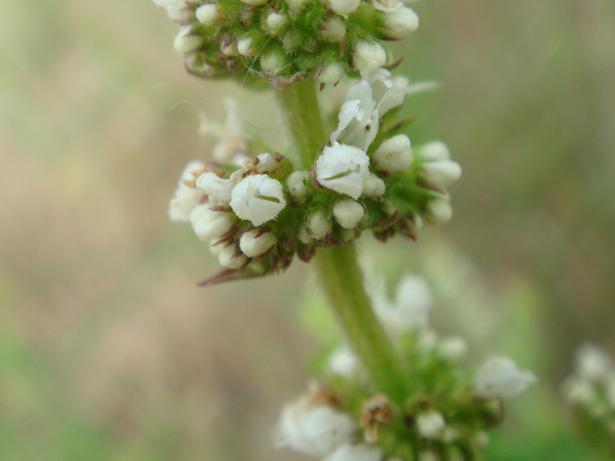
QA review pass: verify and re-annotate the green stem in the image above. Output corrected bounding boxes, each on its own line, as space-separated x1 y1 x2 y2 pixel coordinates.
277 79 407 401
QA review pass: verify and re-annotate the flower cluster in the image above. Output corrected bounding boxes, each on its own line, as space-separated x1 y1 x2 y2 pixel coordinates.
562 343 615 452
168 72 461 285
152 0 419 86
276 275 536 460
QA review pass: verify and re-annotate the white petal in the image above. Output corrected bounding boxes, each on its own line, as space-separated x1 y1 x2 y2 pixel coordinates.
230 175 286 226
475 357 536 399
316 143 370 199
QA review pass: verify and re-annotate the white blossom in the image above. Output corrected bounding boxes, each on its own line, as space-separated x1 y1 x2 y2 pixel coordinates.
230 174 286 226
373 134 412 172
362 173 386 197
371 0 403 13
327 0 361 15
287 0 309 14
266 12 288 33
320 62 345 85
320 16 347 43
217 244 247 269
199 98 248 163
383 7 419 39
474 357 536 399
239 230 277 257
261 52 285 74
354 41 387 78
325 444 383 461
428 197 453 224
174 27 203 54
328 347 360 378
237 37 255 57
190 204 235 241
416 411 445 438
576 343 612 382
316 143 370 199
196 172 235 206
331 81 379 151
370 69 407 116
333 199 365 229
308 210 332 240
562 376 597 406
287 170 310 201
168 161 206 222
420 141 451 162
276 393 356 457
422 160 462 188
196 4 219 26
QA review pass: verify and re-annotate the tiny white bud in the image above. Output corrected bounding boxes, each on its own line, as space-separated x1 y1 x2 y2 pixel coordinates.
190 205 234 241
423 160 462 188
286 0 309 13
196 4 219 26
383 7 419 39
320 16 347 42
475 357 536 399
576 344 612 382
373 134 412 172
439 336 467 361
428 198 453 224
319 62 345 85
165 6 193 22
328 347 360 378
316 143 370 199
196 172 235 206
416 411 445 438
255 153 283 173
218 245 247 269
420 141 451 161
362 173 386 197
333 199 364 229
308 210 332 240
562 377 596 405
239 230 277 257
260 52 285 74
237 37 255 57
230 174 286 226
354 41 387 78
266 12 288 33
241 0 268 5
298 225 314 244
174 27 203 54
327 0 361 15
287 170 310 201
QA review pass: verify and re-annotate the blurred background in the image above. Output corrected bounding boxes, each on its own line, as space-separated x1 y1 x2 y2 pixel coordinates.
1 1 613 460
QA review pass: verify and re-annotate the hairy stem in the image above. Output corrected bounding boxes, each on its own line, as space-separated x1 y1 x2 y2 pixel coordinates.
278 79 407 401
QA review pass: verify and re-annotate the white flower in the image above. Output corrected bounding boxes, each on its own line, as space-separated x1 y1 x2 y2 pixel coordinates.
168 161 205 222
327 0 361 15
237 37 255 57
308 210 332 240
428 197 453 224
217 244 247 269
196 4 219 26
331 81 379 150
562 376 596 406
196 172 236 206
239 230 277 257
276 394 356 456
320 62 345 85
373 274 432 333
333 199 365 229
576 343 612 382
371 0 403 13
261 52 285 74
230 175 286 226
190 204 235 241
438 336 467 361
474 357 536 399
373 134 412 173
370 69 407 116
287 170 310 201
266 12 288 34
287 0 309 14
325 444 383 461
320 16 347 43
328 347 360 378
383 7 419 39
416 411 445 438
316 143 370 199
354 41 387 78
199 98 248 163
422 160 462 188
174 27 203 54
362 173 386 197
254 153 283 173
420 141 451 161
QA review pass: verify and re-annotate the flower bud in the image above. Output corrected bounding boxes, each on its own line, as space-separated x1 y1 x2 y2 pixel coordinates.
362 174 386 197
383 7 419 39
354 41 387 78
196 4 219 26
373 134 412 172
474 357 536 399
319 62 344 85
287 170 310 201
266 12 288 34
316 143 370 199
239 230 277 257
230 174 286 226
428 198 453 224
320 16 347 42
190 204 234 241
327 0 360 15
420 141 451 161
218 245 247 269
196 172 235 206
416 411 445 438
308 210 332 240
260 51 285 75
174 27 203 54
286 0 308 13
423 160 462 188
255 153 283 173
298 225 314 245
237 37 255 57
332 199 364 229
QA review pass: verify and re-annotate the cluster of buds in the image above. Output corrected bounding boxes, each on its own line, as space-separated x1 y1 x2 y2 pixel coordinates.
152 0 419 86
276 275 536 460
562 343 615 453
168 72 462 285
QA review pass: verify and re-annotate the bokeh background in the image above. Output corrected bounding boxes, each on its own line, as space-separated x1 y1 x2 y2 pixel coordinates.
1 1 613 460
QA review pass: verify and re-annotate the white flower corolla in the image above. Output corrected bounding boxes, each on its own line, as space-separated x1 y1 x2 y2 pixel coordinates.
239 229 277 257
428 197 453 224
438 336 467 361
196 4 219 26
327 0 361 16
218 244 247 269
362 173 386 197
254 153 283 173
576 343 612 382
287 0 309 14
422 160 462 188
325 444 383 461
328 347 360 378
383 7 419 39
371 0 403 13
308 210 332 240
190 204 235 241
373 134 412 173
168 161 206 222
174 27 203 54
320 62 345 85
416 411 445 438
331 81 379 150
320 16 347 43
276 394 357 457
237 37 255 57
370 69 407 116
230 174 286 226
287 170 310 201
316 143 370 199
373 274 432 333
420 141 451 162
354 41 387 78
333 199 365 229
266 12 288 34
196 172 236 206
261 52 285 74
199 98 248 163
474 357 536 399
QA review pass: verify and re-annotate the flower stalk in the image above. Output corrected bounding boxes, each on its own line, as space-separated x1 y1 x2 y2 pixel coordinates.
278 79 407 402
